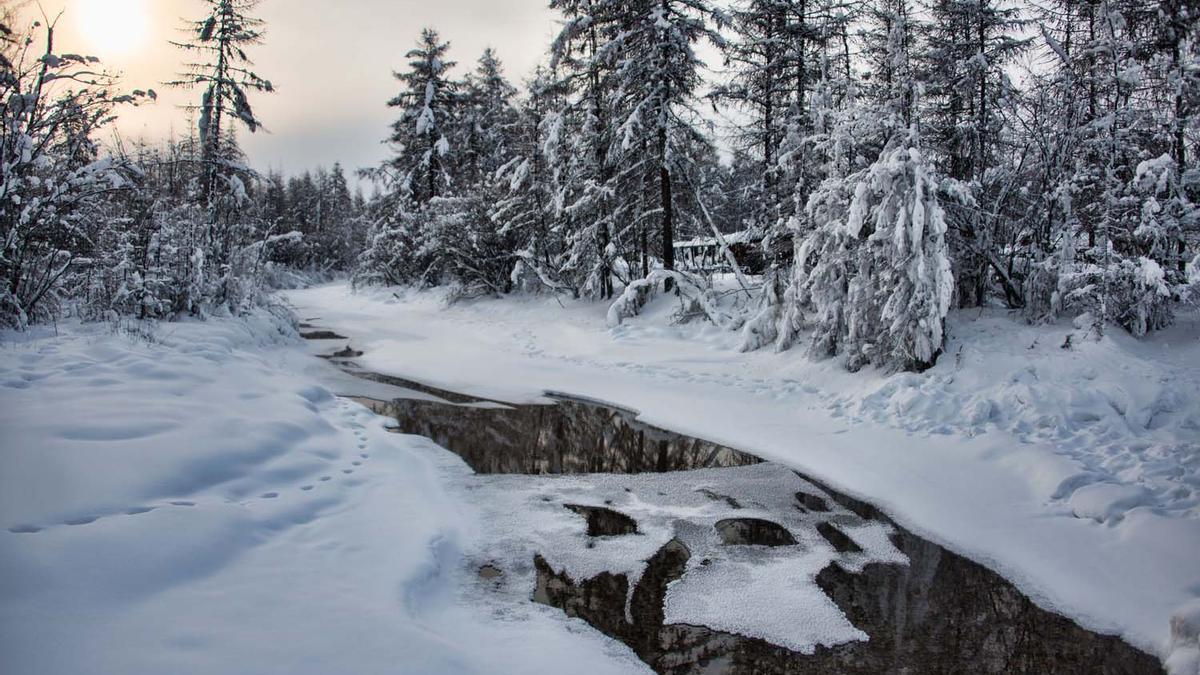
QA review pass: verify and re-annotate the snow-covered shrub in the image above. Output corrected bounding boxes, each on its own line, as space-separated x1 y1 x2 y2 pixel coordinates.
795 129 956 373
0 18 150 327
1059 253 1174 338
606 270 733 329
1133 156 1196 282
354 207 431 288
738 270 784 352
844 143 955 371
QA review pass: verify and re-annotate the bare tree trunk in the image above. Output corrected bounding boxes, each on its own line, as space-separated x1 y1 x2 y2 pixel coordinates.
659 124 674 292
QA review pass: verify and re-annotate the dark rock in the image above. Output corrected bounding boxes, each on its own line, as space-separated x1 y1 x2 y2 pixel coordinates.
795 491 830 512
715 518 798 547
565 504 639 537
816 521 862 553
301 330 347 340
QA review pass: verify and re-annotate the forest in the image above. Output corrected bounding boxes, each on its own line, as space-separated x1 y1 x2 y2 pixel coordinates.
1 0 1197 373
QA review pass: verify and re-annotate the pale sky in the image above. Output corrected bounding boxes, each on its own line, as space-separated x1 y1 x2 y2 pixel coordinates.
18 0 560 184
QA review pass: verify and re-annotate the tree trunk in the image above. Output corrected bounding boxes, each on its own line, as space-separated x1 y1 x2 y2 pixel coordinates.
660 124 675 292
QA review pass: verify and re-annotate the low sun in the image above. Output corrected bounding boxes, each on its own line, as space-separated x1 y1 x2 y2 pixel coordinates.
75 0 150 57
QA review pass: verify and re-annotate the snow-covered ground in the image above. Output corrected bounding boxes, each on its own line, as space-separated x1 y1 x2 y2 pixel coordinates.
0 314 648 675
2 281 1196 673
284 281 1200 672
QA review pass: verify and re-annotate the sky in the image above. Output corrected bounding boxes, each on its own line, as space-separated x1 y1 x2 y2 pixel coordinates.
16 0 560 186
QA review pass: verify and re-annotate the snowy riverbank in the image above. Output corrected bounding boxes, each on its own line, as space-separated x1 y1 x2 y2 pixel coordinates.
285 281 1200 672
0 313 647 675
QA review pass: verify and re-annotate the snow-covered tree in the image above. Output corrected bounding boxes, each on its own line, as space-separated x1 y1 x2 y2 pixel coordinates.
606 0 727 290
494 69 571 294
546 0 626 298
168 0 273 207
774 0 958 371
920 0 1029 307
379 28 459 205
716 0 811 234
0 13 149 326
460 48 519 187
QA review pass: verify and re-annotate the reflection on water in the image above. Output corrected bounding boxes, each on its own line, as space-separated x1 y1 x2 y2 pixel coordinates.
535 522 1161 674
353 383 1160 674
354 394 761 475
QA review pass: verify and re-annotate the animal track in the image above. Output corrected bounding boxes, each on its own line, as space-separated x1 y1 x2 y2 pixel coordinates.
8 496 208 535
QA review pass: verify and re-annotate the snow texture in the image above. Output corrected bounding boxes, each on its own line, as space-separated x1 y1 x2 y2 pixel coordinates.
467 463 904 654
0 314 648 675
285 281 1200 669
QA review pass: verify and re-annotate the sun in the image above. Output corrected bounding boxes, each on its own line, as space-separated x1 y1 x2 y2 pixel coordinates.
75 0 150 57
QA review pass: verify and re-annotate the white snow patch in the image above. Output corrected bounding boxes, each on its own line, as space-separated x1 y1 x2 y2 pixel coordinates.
463 463 904 654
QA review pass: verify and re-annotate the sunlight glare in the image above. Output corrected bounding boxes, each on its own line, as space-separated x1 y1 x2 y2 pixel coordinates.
76 0 150 57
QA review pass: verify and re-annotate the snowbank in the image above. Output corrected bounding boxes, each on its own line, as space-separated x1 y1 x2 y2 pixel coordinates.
0 314 646 674
284 282 1200 669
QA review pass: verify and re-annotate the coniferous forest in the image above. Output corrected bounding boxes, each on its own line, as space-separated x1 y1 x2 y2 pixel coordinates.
4 3 1200 672
3 0 1198 373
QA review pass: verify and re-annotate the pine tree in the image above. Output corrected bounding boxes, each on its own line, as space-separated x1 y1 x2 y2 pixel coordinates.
381 28 459 205
357 29 461 287
431 50 522 298
717 0 807 234
547 0 626 297
780 0 958 371
168 0 274 207
494 69 570 293
606 0 727 291
920 0 1028 307
460 48 519 187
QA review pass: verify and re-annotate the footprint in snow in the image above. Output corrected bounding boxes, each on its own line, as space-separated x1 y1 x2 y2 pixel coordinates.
319 476 332 482
170 501 196 507
260 492 279 499
8 525 42 534
300 485 314 491
342 469 354 474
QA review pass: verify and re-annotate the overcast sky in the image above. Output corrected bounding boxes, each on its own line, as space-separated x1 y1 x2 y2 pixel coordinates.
20 0 561 186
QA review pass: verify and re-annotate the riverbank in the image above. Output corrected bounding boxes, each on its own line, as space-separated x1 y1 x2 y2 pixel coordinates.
0 313 647 674
285 281 1200 672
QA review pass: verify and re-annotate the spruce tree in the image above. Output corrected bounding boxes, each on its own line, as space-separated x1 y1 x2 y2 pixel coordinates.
168 0 273 207
382 28 459 205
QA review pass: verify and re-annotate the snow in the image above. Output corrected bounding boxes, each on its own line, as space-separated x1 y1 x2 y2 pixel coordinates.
469 462 904 654
284 281 1200 669
0 315 648 675
1169 599 1200 675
